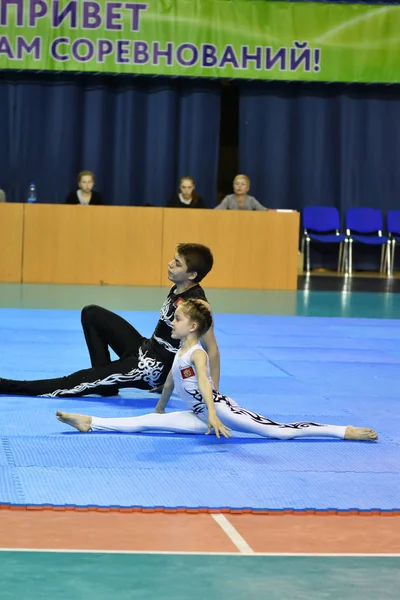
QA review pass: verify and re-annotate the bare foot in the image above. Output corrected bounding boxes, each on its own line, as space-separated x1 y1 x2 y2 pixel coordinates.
344 426 378 441
56 411 92 433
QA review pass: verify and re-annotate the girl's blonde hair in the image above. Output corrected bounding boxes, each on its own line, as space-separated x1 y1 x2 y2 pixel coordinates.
180 299 212 336
234 174 250 186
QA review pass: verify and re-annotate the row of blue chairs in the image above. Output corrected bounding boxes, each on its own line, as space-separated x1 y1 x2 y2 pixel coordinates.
301 207 400 276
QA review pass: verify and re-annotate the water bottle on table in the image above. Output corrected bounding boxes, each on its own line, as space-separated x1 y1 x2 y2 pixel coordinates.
27 182 37 203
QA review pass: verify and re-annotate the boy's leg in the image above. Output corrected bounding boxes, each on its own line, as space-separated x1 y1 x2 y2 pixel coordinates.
0 348 167 397
81 305 146 367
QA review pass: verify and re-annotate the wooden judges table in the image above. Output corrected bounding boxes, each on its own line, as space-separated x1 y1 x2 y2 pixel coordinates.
0 204 299 290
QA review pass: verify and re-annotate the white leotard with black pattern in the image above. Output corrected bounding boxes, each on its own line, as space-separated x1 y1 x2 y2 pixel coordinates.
171 344 214 414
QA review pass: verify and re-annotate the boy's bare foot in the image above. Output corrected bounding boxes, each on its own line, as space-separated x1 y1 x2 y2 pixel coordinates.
56 411 92 433
344 426 378 441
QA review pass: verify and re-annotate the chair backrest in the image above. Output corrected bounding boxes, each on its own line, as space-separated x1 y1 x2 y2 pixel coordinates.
387 210 400 235
346 208 383 234
303 206 340 233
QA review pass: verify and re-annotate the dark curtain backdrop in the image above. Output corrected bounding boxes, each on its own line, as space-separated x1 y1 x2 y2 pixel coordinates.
239 81 400 221
0 73 221 207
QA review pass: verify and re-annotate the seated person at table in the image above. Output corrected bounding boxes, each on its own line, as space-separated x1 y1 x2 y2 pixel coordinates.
64 171 104 205
167 176 206 209
215 174 267 211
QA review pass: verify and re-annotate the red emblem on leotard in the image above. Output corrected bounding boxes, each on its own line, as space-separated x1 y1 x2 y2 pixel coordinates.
181 366 195 379
174 297 185 307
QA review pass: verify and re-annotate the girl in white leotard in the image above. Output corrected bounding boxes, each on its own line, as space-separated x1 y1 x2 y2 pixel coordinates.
56 300 378 442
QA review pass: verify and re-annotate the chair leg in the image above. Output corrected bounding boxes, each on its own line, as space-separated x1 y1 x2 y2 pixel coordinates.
380 245 385 274
306 237 311 273
342 239 349 275
348 240 353 275
392 240 396 274
386 242 392 277
337 243 343 273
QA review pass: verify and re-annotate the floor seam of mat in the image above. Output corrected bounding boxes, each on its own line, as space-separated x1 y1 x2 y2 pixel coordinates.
1 436 26 504
264 359 294 377
0 504 399 515
10 466 398 474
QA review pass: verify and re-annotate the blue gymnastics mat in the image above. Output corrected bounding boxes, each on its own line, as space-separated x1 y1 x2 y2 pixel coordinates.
0 309 399 512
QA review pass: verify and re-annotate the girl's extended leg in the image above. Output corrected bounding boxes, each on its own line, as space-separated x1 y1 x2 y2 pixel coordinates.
57 410 208 434
212 393 377 440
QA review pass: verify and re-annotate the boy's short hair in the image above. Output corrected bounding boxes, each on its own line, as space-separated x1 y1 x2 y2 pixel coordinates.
177 243 213 283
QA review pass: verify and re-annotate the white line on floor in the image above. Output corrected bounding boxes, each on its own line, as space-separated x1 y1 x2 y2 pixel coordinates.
211 514 255 554
0 549 399 557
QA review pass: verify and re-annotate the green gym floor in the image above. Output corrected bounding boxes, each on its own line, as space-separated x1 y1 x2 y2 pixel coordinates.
1 277 399 318
1 552 399 600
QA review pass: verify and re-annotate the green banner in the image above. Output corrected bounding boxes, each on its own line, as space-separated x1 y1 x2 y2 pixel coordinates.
0 0 399 83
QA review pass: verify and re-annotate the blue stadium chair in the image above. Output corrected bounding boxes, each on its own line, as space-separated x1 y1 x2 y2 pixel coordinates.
346 208 391 276
387 210 400 274
301 206 347 273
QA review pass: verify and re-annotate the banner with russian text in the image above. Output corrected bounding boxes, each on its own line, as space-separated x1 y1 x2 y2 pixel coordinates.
0 0 399 83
